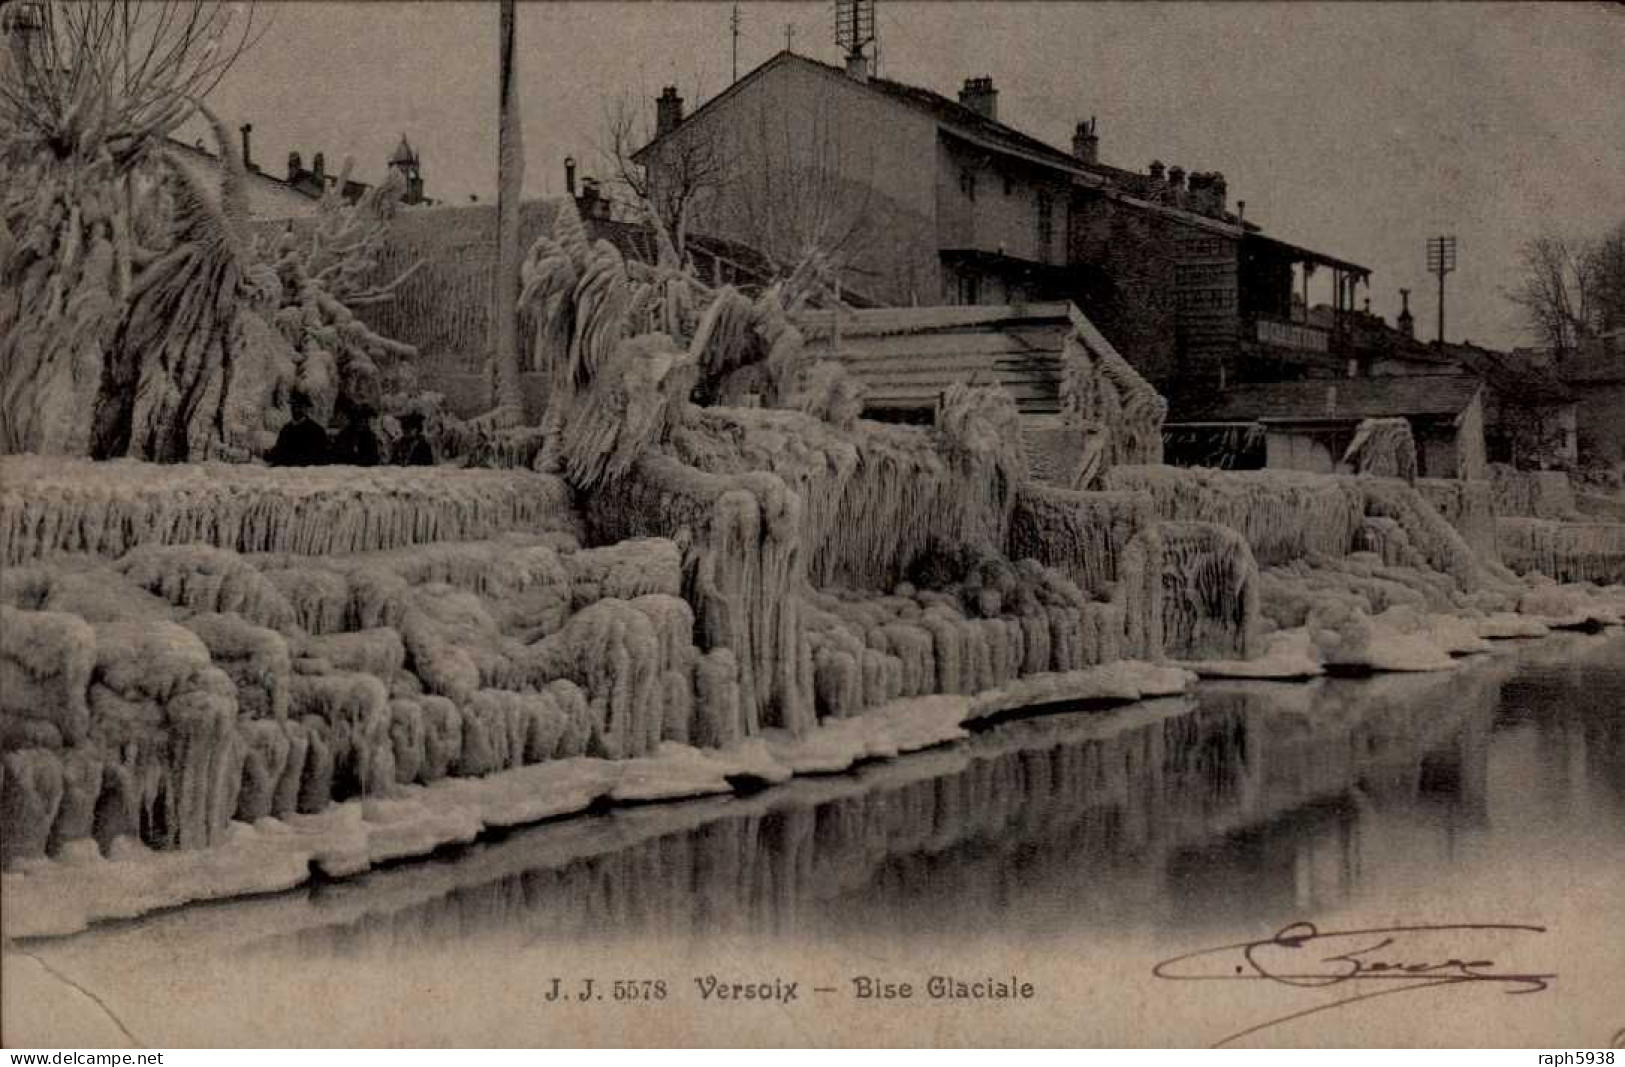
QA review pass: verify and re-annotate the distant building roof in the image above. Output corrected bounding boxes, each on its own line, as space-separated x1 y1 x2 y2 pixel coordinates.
795 302 1078 417
1438 342 1574 404
1169 374 1483 425
163 136 321 217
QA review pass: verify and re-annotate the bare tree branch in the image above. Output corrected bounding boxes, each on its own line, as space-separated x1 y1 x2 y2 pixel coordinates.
2 1 269 165
597 88 731 256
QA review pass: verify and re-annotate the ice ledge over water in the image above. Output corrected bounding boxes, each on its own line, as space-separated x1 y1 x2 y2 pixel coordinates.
2 660 1195 940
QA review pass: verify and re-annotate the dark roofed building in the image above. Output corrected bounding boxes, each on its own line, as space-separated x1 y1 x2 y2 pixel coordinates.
1303 301 1579 469
165 135 322 219
1167 374 1487 479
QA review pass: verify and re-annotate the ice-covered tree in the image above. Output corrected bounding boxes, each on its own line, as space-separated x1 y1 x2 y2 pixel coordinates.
511 197 861 488
0 0 274 460
255 165 422 426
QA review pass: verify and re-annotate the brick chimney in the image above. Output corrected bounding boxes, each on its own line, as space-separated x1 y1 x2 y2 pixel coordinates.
1397 289 1415 339
655 86 684 137
958 76 997 121
1148 160 1165 183
564 156 577 197
287 151 302 181
239 122 254 171
312 152 326 185
1072 117 1099 165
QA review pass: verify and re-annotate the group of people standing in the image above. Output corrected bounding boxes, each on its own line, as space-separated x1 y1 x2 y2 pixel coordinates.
265 393 435 467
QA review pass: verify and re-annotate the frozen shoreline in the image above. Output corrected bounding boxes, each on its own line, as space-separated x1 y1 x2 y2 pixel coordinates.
8 585 1623 943
2 660 1196 940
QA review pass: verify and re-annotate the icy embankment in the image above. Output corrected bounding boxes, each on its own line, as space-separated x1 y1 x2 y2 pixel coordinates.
1174 585 1625 681
0 660 1194 940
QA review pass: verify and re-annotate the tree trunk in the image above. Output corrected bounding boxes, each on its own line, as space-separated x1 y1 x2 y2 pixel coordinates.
493 0 527 421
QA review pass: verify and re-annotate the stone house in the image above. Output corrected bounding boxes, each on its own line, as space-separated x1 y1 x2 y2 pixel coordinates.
634 51 1369 403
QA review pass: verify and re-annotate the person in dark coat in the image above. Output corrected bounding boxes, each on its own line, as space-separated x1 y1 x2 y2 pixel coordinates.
330 396 383 467
391 411 436 467
265 392 330 466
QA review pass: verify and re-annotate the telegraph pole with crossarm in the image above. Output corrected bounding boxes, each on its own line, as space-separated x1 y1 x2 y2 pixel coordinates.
1427 235 1457 346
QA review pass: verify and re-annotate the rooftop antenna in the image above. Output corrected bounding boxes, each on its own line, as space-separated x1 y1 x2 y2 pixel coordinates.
834 0 875 76
730 4 741 83
1426 235 1457 346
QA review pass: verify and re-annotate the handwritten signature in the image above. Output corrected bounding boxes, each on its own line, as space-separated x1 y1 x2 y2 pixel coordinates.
1153 921 1555 1047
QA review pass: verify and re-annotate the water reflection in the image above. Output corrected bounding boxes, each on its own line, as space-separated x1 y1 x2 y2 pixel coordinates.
249 631 1625 958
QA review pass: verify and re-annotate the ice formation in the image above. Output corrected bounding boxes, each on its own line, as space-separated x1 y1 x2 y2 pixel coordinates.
253 166 421 435
1498 518 1625 585
1342 417 1418 482
0 457 578 564
6 169 1625 937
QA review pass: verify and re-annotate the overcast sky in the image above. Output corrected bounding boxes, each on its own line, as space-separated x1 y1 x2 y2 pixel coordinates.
182 1 1625 350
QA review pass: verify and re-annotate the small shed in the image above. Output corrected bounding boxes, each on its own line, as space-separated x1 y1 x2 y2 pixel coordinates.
1166 374 1486 479
794 302 1078 424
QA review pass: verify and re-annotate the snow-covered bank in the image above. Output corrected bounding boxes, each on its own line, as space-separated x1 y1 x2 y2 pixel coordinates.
1 660 1195 940
1177 584 1625 680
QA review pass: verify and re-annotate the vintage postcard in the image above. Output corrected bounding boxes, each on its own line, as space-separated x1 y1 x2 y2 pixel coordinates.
1 0 1623 1050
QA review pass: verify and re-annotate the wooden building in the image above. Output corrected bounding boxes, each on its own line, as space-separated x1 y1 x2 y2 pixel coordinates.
1165 374 1487 479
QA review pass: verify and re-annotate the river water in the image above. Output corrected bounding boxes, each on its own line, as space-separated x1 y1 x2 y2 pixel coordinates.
6 631 1624 1047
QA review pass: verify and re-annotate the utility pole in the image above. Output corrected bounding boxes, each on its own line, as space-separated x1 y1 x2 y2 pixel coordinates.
835 0 875 73
1427 235 1457 347
731 4 741 83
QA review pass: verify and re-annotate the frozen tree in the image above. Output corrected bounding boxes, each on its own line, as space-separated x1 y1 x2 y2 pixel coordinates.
600 89 730 258
0 1 266 156
625 80 879 297
91 107 280 461
0 0 273 459
514 197 858 488
1508 222 1624 362
717 97 880 287
255 165 422 427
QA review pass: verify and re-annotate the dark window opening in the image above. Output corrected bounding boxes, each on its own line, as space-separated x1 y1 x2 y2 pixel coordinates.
863 405 936 426
1037 191 1054 264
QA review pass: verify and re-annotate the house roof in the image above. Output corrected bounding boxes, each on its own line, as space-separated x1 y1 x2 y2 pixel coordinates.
1168 374 1483 426
794 301 1079 416
1438 342 1574 404
1247 233 1370 278
633 52 1256 235
163 136 322 214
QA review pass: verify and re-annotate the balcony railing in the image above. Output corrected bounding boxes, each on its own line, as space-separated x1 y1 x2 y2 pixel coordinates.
1255 317 1329 353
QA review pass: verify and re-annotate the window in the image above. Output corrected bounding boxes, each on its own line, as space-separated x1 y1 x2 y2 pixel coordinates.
1037 191 1054 263
960 167 977 201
